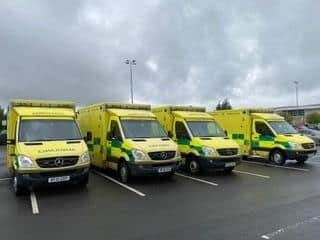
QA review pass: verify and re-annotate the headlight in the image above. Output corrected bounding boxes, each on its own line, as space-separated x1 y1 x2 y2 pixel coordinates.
288 142 300 149
80 151 90 163
132 149 147 160
175 149 181 158
17 155 34 168
201 146 216 157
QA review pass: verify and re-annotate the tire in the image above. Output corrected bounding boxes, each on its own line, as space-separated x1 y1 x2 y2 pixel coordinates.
164 172 175 180
296 156 308 164
118 161 130 183
79 175 89 188
270 149 286 166
224 167 234 174
187 157 201 175
13 174 27 196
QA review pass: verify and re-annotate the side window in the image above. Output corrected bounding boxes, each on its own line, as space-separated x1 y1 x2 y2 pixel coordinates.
255 122 274 136
110 121 122 140
175 121 189 139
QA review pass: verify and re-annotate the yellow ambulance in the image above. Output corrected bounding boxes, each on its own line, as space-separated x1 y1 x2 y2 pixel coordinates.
7 100 90 195
152 106 241 174
209 109 317 165
77 102 181 183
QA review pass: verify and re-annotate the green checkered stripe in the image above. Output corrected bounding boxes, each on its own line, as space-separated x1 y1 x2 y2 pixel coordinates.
87 137 134 161
177 139 205 157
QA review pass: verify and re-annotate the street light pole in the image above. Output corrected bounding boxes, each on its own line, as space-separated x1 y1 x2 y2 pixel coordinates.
294 81 299 106
124 59 136 104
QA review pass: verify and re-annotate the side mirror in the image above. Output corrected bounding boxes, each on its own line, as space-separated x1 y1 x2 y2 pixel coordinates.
7 139 15 145
168 131 173 138
86 132 92 141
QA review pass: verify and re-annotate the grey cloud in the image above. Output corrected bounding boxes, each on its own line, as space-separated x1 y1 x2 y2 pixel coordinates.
0 0 319 109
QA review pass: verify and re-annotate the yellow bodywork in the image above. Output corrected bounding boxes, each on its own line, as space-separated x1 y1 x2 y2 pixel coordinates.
209 109 317 159
152 106 241 166
7 99 89 176
77 102 180 172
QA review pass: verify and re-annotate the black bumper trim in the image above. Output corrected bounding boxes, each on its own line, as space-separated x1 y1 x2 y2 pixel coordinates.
127 161 181 176
285 149 317 160
16 167 90 188
198 156 242 171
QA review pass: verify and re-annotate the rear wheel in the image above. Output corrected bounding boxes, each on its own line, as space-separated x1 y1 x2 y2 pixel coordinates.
13 174 27 196
187 157 201 175
270 149 286 166
118 161 130 183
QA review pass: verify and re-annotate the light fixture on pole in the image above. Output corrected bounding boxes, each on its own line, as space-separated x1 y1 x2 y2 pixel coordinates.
293 81 299 106
124 59 136 104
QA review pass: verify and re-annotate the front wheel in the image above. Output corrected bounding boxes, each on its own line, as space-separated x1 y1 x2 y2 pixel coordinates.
13 174 27 196
296 156 308 164
118 162 130 183
223 167 234 174
187 158 201 175
79 175 89 188
270 150 286 166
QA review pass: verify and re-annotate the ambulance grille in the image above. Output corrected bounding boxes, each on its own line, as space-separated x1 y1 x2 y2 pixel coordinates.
302 143 315 149
36 156 79 168
148 151 176 160
217 148 238 156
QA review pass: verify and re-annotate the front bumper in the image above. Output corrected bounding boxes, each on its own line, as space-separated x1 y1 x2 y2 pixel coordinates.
198 156 242 171
16 167 90 188
285 149 317 160
128 161 181 176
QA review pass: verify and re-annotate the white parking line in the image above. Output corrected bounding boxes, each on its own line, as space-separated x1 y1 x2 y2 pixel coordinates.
93 170 146 197
242 160 309 172
260 215 320 239
233 170 270 179
30 191 39 215
175 173 218 186
0 177 12 182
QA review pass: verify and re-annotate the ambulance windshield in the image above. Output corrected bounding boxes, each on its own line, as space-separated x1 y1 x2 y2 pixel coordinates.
19 119 82 142
187 120 225 137
121 119 168 138
268 120 298 134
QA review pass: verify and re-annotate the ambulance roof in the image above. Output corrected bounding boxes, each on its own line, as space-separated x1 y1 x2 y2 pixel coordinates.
12 107 75 118
173 111 214 120
108 109 155 118
252 113 284 120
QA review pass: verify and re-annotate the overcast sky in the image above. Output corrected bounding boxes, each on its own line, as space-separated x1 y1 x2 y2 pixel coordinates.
0 0 319 110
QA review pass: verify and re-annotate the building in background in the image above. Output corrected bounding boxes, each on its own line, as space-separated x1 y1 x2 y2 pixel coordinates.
273 104 320 125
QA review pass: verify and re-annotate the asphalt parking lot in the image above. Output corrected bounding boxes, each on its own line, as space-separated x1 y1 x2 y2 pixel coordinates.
0 146 320 240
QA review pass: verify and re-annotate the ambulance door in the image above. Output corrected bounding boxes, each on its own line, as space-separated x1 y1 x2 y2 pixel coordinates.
106 117 123 170
252 120 275 157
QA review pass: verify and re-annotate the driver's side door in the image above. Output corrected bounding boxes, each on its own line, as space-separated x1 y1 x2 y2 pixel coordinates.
252 120 275 157
173 120 191 161
106 118 123 169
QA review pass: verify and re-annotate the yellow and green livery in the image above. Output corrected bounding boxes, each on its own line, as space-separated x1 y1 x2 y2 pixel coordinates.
152 105 242 174
7 99 90 195
77 102 181 183
209 109 317 165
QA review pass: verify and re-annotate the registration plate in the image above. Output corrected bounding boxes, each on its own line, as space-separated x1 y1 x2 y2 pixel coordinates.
225 162 236 167
158 167 172 173
48 176 70 183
